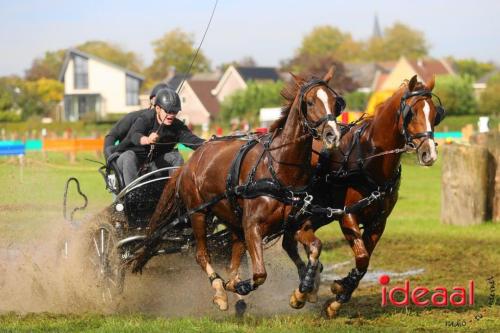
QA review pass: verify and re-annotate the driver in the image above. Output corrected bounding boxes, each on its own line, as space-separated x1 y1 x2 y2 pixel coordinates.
103 83 170 160
115 87 205 186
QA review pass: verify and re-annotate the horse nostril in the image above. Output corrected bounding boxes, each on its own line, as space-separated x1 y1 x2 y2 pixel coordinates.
325 131 336 145
421 151 430 162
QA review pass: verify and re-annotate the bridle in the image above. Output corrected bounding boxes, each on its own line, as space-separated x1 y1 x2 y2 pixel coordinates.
298 78 345 139
398 89 445 150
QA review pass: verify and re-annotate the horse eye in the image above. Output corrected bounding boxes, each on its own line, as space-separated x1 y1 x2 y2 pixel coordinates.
306 100 314 107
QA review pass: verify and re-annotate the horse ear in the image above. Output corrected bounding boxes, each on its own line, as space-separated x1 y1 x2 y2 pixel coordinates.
408 75 418 91
323 66 336 83
290 72 304 85
426 75 435 91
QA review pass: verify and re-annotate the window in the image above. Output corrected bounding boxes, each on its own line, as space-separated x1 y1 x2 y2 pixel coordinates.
73 55 88 89
126 75 140 105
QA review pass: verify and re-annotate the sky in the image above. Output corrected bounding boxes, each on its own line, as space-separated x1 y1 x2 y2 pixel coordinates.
0 0 499 77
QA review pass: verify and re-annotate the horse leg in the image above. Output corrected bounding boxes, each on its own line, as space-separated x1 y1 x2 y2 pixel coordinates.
282 229 307 281
324 213 368 318
234 219 266 295
191 212 228 311
288 220 323 309
224 231 248 316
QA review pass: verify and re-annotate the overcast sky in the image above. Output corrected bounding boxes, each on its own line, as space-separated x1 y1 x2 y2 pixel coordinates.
1 0 499 77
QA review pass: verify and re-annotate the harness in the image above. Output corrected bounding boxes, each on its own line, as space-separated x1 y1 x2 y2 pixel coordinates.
159 78 346 236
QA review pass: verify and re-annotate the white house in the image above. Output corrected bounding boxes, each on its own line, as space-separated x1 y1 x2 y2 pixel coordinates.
58 48 144 121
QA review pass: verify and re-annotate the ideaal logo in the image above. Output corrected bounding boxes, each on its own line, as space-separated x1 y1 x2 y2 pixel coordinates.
378 274 474 307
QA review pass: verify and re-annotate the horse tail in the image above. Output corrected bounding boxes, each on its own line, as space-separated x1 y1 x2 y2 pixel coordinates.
130 168 183 273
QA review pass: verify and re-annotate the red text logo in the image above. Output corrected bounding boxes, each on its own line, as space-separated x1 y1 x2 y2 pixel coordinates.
379 274 474 307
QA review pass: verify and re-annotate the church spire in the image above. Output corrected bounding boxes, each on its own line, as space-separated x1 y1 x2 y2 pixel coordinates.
373 14 382 39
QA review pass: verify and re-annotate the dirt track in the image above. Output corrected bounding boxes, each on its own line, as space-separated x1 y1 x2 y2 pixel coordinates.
0 216 311 316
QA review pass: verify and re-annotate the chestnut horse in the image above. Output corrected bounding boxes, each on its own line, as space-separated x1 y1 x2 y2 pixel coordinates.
131 68 346 311
282 75 445 317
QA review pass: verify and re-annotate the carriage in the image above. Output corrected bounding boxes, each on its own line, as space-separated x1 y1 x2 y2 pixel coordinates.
63 156 232 301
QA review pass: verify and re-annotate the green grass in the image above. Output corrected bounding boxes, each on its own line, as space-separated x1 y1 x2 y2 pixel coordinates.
439 114 499 132
0 151 499 332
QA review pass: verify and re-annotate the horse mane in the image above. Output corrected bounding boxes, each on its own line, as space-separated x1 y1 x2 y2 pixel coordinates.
374 79 426 115
269 77 303 133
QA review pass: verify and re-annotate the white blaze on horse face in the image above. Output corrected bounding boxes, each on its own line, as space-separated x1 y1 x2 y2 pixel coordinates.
423 101 437 161
317 88 340 140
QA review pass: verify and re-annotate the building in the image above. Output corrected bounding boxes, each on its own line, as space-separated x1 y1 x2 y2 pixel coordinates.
58 48 144 121
365 56 456 115
177 79 220 127
211 65 280 102
375 56 455 92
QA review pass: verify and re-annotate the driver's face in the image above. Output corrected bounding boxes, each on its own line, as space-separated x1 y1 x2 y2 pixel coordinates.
155 105 176 125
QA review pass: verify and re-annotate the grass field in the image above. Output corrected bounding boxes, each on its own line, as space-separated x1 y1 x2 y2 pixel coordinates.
0 152 498 332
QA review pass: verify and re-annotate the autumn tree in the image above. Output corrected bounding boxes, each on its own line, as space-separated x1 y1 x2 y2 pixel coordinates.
147 29 211 83
292 26 363 64
365 22 429 61
282 54 358 93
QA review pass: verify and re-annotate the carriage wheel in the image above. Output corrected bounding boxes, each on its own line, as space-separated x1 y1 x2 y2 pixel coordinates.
87 218 125 303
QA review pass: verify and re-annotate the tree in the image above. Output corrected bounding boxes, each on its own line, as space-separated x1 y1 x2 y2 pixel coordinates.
434 75 477 115
77 41 143 73
282 54 359 93
24 41 143 81
219 81 284 126
478 74 500 115
344 91 371 111
25 50 66 81
293 26 363 63
0 76 63 120
147 29 211 82
365 22 429 61
452 58 495 79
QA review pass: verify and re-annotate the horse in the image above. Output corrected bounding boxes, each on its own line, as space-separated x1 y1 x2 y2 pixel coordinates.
282 75 446 317
130 67 347 311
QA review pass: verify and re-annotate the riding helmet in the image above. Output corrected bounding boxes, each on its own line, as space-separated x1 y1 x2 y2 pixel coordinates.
154 88 181 112
149 83 170 99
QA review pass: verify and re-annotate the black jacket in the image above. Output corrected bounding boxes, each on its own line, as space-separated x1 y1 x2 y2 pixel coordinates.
103 109 152 158
116 112 205 161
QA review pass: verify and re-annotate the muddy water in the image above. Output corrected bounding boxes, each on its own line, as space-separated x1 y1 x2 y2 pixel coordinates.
0 219 306 316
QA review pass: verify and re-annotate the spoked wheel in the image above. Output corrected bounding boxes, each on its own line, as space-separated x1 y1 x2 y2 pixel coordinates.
87 220 125 303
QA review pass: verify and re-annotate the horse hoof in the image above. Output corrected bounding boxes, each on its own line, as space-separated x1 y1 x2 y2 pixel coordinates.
330 281 344 295
323 300 342 319
235 299 247 317
289 289 306 309
307 292 318 303
213 294 228 311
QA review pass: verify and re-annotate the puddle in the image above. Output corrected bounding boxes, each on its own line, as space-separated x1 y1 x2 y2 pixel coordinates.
321 263 425 284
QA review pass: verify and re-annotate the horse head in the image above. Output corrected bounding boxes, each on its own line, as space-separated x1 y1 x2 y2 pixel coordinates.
399 75 446 166
290 67 345 149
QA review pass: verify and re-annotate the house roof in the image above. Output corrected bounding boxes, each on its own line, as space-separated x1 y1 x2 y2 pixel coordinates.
168 71 221 91
235 66 280 82
186 80 220 118
345 63 383 88
58 48 145 82
408 58 455 82
167 74 191 91
377 60 398 72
